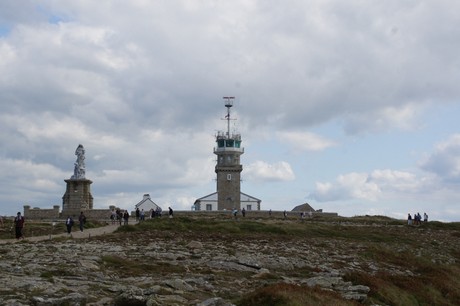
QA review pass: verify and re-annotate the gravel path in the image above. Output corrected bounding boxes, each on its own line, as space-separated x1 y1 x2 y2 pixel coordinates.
0 222 129 244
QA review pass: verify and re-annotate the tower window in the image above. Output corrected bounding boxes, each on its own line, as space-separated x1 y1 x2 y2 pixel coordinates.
227 174 232 181
217 139 225 147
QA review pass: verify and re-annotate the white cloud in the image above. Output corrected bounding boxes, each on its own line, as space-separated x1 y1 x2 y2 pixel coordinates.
245 161 295 182
311 172 381 202
343 104 424 135
369 169 419 192
277 131 337 152
310 169 429 202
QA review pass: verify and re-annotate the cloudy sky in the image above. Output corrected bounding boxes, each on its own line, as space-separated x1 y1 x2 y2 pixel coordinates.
1 1 459 221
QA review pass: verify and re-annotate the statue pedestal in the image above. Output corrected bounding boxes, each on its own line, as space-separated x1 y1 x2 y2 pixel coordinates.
62 179 93 218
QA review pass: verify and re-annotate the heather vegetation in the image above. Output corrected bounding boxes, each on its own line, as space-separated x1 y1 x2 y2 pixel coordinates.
114 215 460 305
1 214 459 305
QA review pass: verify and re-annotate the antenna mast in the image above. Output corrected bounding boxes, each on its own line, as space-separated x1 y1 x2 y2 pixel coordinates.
223 96 234 138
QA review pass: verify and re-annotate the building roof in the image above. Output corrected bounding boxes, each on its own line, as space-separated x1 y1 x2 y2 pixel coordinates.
291 203 315 212
194 191 261 204
135 195 159 209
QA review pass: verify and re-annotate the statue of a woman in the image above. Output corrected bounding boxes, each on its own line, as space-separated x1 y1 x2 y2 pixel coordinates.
71 144 86 179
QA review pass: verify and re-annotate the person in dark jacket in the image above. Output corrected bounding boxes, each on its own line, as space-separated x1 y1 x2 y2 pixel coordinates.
66 216 74 234
14 212 25 239
79 212 86 232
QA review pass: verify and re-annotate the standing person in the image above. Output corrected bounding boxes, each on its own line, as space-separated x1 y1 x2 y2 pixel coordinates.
65 216 74 234
407 213 412 226
140 209 145 221
111 209 117 225
283 210 287 220
79 211 86 232
242 208 246 217
135 207 140 221
269 209 272 217
123 210 129 225
232 208 238 219
14 212 25 239
116 209 122 225
157 206 162 217
168 207 173 218
424 212 428 223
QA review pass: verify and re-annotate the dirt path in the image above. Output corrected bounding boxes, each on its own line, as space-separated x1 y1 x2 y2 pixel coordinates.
0 223 130 244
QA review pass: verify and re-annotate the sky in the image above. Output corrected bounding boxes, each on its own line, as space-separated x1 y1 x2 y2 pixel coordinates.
1 1 460 221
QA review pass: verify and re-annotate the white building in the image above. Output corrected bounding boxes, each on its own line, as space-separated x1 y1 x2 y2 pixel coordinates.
134 194 160 213
194 191 261 211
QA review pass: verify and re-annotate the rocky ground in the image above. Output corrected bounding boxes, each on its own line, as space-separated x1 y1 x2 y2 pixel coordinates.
0 218 458 305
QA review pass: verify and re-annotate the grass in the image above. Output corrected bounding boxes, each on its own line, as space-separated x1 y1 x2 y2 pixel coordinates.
236 283 359 306
128 216 460 305
0 219 108 239
100 255 186 276
2 214 460 305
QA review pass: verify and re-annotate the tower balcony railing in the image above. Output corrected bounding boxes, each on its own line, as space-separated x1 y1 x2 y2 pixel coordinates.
216 131 241 140
214 147 244 153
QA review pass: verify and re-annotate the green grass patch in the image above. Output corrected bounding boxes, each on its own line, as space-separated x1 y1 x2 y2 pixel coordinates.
100 255 185 276
344 264 460 306
236 283 358 306
40 268 76 282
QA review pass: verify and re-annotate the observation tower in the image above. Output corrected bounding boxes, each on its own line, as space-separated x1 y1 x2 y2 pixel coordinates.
214 97 244 210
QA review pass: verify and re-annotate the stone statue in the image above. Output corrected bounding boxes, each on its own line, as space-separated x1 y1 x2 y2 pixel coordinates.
71 144 86 179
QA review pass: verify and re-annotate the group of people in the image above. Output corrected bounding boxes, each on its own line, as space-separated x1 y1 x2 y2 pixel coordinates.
12 210 87 238
134 206 165 221
231 207 246 219
110 209 131 225
65 212 86 234
407 212 428 225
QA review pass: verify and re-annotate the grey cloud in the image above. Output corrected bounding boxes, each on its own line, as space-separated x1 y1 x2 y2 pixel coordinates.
420 134 460 184
2 1 460 216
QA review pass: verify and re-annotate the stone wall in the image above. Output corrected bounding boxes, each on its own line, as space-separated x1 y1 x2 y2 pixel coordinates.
173 210 338 219
64 209 115 222
23 205 117 221
23 206 338 221
24 205 61 220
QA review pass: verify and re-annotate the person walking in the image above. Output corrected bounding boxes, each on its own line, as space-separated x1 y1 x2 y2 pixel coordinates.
168 207 173 218
65 216 74 234
79 211 86 232
14 212 25 239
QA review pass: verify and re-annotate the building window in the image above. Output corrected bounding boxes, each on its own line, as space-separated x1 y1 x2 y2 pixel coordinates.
246 205 252 211
206 204 212 211
227 174 232 181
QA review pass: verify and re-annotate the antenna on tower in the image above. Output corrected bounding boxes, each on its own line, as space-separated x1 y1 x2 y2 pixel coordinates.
223 96 235 138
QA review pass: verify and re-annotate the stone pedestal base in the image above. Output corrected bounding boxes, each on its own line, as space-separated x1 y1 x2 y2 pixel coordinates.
62 179 93 218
